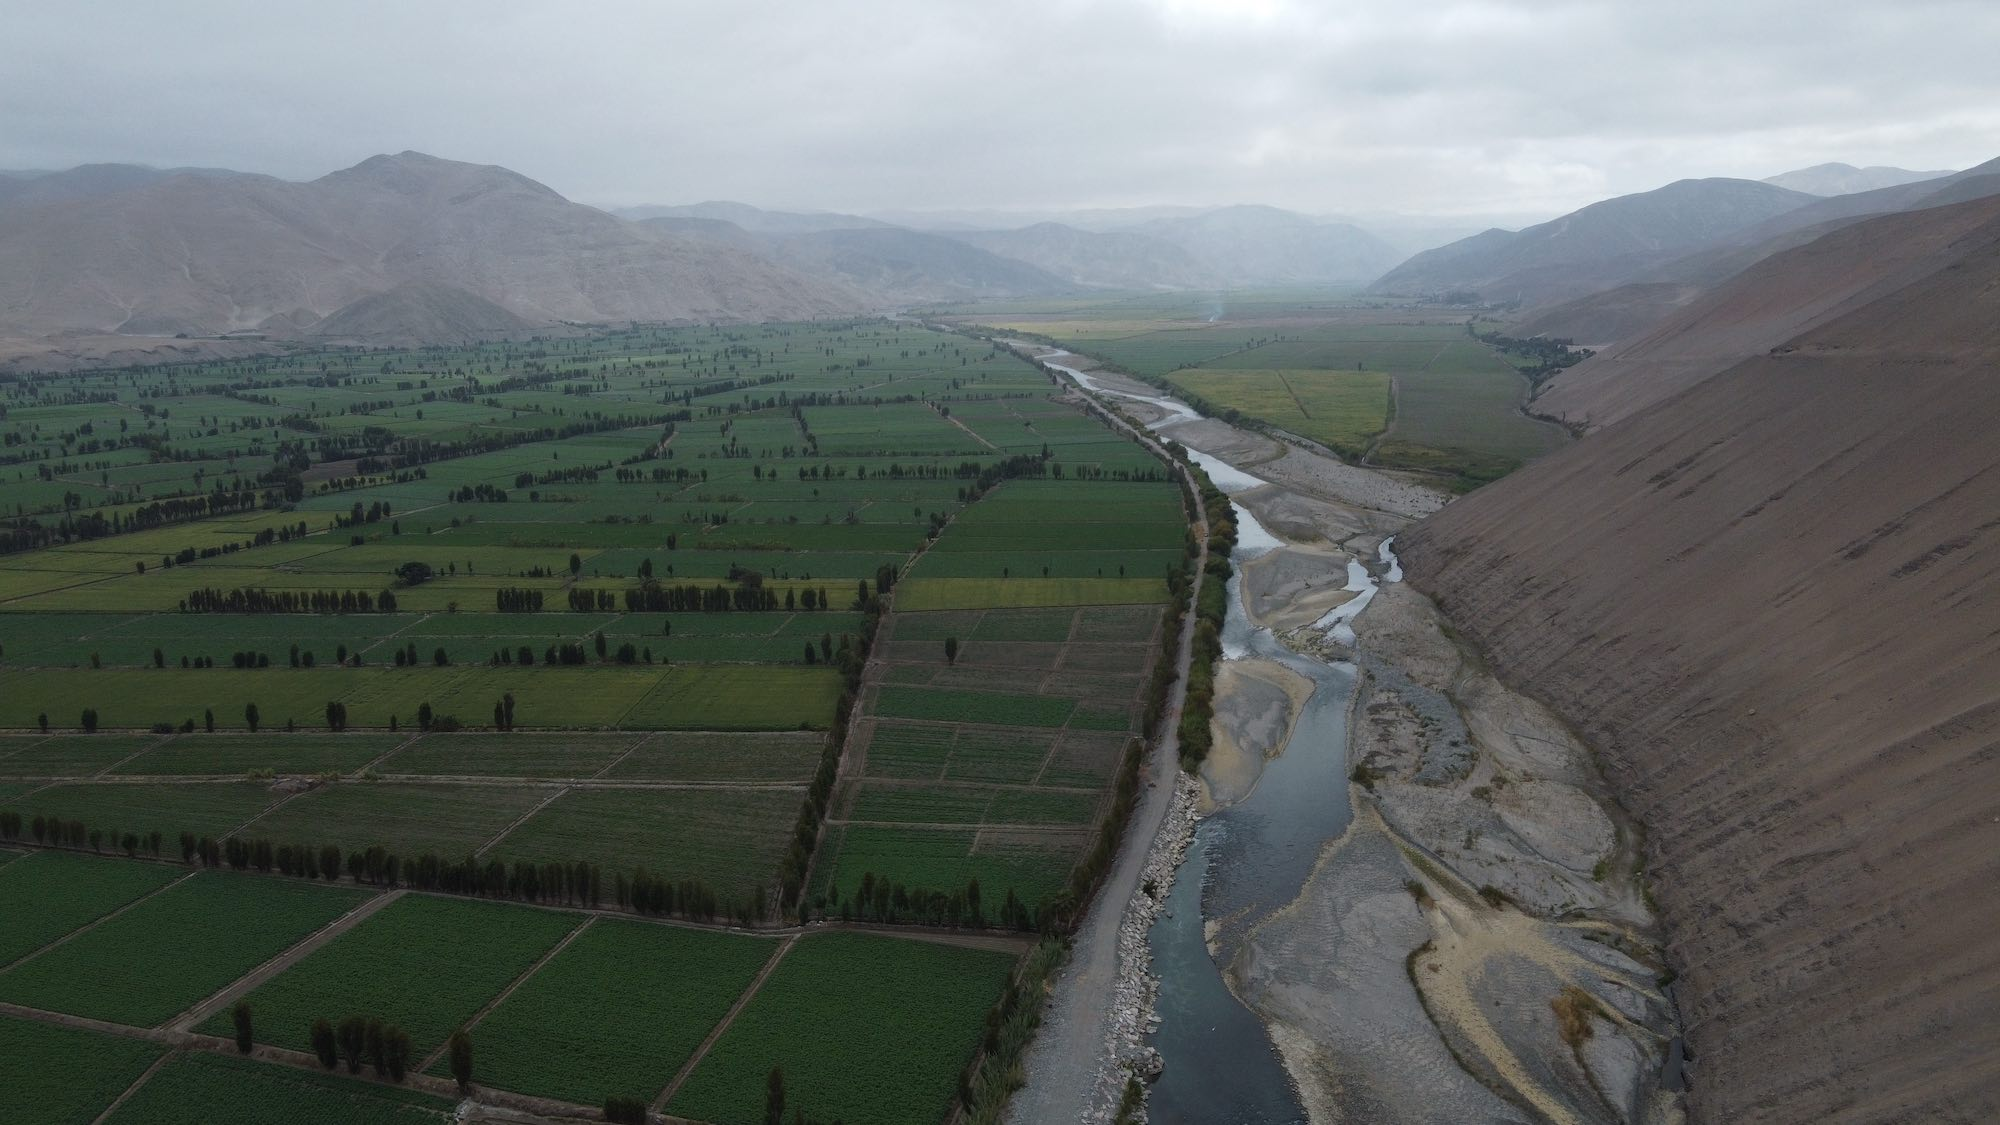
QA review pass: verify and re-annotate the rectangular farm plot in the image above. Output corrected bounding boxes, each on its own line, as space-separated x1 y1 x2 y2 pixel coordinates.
894 576 1169 611
101 1051 453 1125
0 850 186 967
250 782 553 859
0 734 160 777
203 893 580 1057
0 872 372 1026
667 931 1017 1125
873 686 1076 728
493 787 800 900
848 783 1098 827
5 781 284 844
438 919 778 1105
0 1013 166 1125
617 665 843 730
111 733 402 777
815 824 1076 909
379 732 638 778
600 730 824 783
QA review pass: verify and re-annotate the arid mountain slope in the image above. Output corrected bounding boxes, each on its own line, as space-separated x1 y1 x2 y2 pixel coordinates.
307 281 531 345
1525 159 2000 347
0 152 859 338
1368 178 1816 304
1532 192 2000 428
1398 207 2000 1123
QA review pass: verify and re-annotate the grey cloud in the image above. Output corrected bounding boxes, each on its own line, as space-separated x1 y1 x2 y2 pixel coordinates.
2 0 1996 218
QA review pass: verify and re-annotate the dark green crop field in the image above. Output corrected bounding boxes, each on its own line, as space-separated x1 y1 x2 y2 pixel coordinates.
0 316 1192 1122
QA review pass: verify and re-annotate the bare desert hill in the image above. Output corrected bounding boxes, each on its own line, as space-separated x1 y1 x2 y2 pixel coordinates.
1521 158 2000 348
1398 199 2000 1123
0 152 860 341
1366 178 1818 305
1532 191 2000 428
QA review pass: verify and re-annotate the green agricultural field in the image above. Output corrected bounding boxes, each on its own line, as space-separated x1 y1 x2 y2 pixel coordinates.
248 782 552 859
494 787 800 899
599 730 823 783
0 1013 166 1125
814 824 1076 909
0 734 160 776
101 1051 454 1125
0 872 372 1025
894 577 1168 611
377 732 637 778
207 894 579 1057
445 919 777 1105
668 932 1017 1125
0 850 186 967
873 686 1077 728
5 781 285 844
111 733 403 777
1167 368 1391 455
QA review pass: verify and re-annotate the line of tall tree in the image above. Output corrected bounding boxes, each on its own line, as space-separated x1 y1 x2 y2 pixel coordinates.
1175 465 1236 768
309 1014 415 1082
180 587 400 613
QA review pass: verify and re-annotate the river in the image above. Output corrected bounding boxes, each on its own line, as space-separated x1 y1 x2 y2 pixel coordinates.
1041 352 1399 1124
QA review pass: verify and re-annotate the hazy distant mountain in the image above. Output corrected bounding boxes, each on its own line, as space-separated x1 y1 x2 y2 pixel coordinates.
1520 156 2000 345
941 222 1218 289
1761 162 1952 196
1132 205 1402 284
0 163 239 209
1367 178 1819 305
865 204 1214 232
615 200 887 234
0 152 860 339
758 227 1079 304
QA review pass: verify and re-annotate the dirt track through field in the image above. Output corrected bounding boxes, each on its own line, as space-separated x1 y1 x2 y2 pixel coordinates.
165 888 405 1032
473 786 569 857
417 914 595 1073
652 933 800 1112
88 1047 177 1125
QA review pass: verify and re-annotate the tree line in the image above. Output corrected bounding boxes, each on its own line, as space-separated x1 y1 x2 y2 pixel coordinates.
181 587 401 613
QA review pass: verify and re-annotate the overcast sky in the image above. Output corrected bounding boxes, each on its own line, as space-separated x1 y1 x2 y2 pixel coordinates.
4 0 1998 220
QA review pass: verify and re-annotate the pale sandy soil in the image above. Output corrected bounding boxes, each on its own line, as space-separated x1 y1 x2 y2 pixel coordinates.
1200 657 1313 811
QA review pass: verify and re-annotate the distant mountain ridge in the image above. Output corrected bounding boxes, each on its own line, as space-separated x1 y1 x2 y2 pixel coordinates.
1760 161 1953 196
0 152 862 341
1366 177 1820 306
1519 155 2000 347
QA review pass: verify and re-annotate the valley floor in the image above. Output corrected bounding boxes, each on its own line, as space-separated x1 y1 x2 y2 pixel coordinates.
1016 352 1684 1124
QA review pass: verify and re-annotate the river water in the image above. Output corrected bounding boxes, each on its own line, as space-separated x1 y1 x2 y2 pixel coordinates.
1042 352 1398 1124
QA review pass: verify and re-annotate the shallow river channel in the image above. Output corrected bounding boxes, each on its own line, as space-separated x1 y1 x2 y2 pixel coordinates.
1044 355 1398 1124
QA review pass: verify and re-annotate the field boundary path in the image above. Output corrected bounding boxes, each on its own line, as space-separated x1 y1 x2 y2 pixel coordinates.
653 932 800 1113
473 785 569 856
1003 347 1210 1125
89 1047 178 1125
417 915 596 1072
166 888 405 1032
